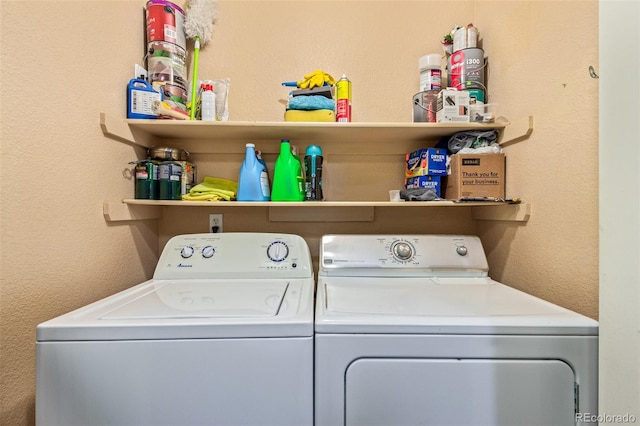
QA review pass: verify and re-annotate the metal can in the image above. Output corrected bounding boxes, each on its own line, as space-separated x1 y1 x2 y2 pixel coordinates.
133 160 159 199
158 161 183 200
335 74 352 122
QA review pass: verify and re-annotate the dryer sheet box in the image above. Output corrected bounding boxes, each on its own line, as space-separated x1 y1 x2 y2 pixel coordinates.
404 175 442 197
405 148 447 177
445 153 505 199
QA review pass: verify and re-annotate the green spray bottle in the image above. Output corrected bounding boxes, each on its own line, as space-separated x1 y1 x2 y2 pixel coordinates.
271 139 305 201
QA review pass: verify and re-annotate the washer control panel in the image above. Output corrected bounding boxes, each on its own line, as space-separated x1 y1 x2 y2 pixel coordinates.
154 233 313 280
320 235 488 276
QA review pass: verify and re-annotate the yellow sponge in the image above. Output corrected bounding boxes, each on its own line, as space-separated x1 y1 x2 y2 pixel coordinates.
284 109 335 122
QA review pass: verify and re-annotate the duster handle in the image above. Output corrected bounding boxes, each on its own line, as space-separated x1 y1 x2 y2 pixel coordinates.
189 36 201 120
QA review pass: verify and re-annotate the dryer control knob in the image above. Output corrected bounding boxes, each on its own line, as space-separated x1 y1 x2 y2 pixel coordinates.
392 241 413 261
456 245 468 256
180 246 195 258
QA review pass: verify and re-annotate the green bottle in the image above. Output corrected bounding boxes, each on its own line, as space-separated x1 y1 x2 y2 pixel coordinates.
271 139 305 201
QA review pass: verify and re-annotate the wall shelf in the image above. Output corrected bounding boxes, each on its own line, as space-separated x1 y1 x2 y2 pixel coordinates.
101 112 533 224
103 200 530 223
101 113 532 154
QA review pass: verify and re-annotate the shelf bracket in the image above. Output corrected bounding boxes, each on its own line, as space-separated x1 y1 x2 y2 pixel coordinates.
499 115 533 146
471 203 530 222
269 206 375 222
100 113 154 148
103 202 162 222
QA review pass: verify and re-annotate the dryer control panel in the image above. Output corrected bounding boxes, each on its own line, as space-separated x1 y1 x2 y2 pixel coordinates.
154 233 313 280
320 234 489 276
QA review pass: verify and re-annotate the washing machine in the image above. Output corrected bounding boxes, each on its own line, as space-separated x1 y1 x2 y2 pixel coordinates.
315 234 598 426
37 233 314 426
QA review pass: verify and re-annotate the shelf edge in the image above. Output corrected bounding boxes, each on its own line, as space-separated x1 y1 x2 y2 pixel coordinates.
471 203 530 222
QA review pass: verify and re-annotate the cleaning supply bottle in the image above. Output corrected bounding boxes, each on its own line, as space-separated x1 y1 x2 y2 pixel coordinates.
304 145 323 201
237 143 270 201
271 139 305 201
201 84 216 121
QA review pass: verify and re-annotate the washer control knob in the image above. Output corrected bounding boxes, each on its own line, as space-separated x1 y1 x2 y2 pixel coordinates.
392 241 413 261
267 241 289 262
456 245 468 256
202 245 215 258
180 245 195 258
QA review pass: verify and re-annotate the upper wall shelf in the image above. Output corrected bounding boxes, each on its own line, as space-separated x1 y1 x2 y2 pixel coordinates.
100 113 532 154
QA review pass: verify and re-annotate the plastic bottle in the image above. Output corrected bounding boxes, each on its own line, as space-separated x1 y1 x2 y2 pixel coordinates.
271 139 305 201
304 145 323 201
201 84 216 121
237 143 270 201
418 54 442 92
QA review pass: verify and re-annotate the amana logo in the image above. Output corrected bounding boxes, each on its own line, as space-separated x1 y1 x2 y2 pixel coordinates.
177 263 193 268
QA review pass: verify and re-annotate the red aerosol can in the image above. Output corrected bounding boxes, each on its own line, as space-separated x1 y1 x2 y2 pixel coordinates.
335 74 352 122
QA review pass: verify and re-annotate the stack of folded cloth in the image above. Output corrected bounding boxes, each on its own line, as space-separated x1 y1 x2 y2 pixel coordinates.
284 86 335 122
182 177 238 201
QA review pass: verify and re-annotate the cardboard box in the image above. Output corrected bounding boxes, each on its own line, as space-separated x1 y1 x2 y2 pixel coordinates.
436 89 470 123
405 148 447 177
445 153 505 199
404 175 442 197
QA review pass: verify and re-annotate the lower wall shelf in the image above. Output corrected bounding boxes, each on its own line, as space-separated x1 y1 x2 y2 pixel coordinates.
103 200 530 223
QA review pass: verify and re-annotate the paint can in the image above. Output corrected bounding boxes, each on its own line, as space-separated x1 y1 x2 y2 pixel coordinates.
147 41 188 90
335 74 352 122
412 90 438 123
448 48 486 92
145 0 186 50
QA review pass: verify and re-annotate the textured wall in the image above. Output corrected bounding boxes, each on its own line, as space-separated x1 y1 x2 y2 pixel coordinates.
0 1 598 425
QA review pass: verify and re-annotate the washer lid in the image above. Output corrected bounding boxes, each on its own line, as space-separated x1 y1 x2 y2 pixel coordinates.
101 281 287 320
316 277 598 335
37 278 314 341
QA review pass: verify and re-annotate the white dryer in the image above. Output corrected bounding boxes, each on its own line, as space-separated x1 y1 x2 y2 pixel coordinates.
315 234 598 426
37 233 314 426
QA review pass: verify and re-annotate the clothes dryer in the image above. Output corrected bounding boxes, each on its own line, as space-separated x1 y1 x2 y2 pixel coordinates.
37 233 314 426
315 234 598 426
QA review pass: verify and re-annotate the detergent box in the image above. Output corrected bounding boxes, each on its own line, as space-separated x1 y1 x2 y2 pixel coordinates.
404 175 442 197
405 148 447 177
445 153 505 199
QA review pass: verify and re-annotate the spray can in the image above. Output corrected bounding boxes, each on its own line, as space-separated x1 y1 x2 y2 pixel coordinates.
335 74 352 122
237 143 270 201
304 145 323 201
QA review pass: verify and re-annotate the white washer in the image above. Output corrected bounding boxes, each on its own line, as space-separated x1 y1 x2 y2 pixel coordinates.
315 234 598 426
37 233 314 426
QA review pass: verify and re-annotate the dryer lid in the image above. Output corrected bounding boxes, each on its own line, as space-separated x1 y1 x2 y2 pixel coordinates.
317 277 598 335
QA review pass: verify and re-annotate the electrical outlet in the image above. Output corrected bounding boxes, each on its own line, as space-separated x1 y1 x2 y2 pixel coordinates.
209 214 223 233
